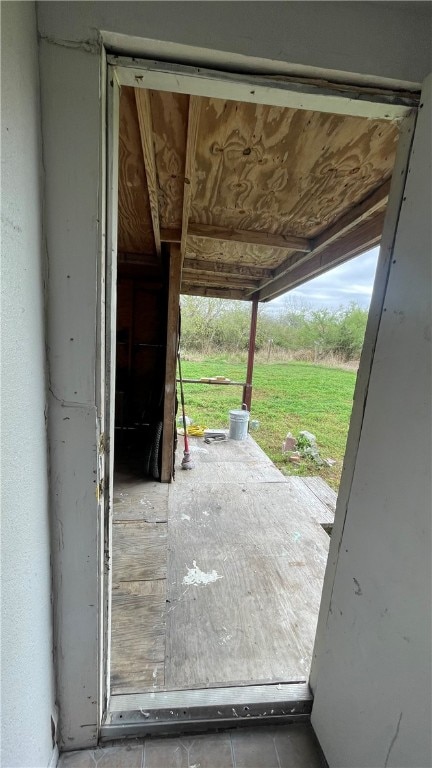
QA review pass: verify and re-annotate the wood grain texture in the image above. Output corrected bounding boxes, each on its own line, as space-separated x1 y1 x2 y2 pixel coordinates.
191 97 398 240
118 89 398 296
110 438 333 695
174 460 284 485
112 522 167 582
111 581 166 694
165 480 330 689
183 257 273 280
177 435 273 464
286 477 335 528
189 222 310 252
150 90 188 231
111 481 170 695
113 475 169 523
161 245 181 482
118 87 156 255
186 234 291 267
181 96 201 259
254 181 389 295
181 271 260 291
259 210 385 300
180 284 250 300
135 89 162 256
311 178 390 251
300 476 337 518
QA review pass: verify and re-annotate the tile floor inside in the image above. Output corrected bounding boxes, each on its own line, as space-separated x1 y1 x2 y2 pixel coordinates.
58 723 327 767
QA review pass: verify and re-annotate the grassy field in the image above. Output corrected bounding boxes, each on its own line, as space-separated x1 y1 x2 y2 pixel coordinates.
180 358 358 489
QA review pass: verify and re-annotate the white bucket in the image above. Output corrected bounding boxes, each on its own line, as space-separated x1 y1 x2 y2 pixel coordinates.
229 409 250 440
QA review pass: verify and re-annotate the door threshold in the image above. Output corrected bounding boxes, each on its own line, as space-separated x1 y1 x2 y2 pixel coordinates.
101 682 312 741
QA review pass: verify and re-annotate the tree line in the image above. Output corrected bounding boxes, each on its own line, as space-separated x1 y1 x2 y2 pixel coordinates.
180 296 369 362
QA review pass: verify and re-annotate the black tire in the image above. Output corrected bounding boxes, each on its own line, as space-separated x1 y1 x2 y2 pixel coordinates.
141 426 153 478
150 421 163 480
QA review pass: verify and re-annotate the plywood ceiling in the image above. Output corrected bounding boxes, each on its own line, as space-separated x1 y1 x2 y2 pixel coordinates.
117 86 399 301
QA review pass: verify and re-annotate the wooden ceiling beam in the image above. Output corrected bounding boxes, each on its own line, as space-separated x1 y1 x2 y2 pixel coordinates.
160 228 181 243
181 96 201 261
118 251 159 266
311 178 390 252
135 89 161 257
257 211 385 302
182 274 260 290
181 284 250 301
188 222 311 253
249 179 391 298
183 257 273 280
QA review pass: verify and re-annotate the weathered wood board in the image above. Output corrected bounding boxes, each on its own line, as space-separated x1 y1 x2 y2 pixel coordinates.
175 435 274 465
111 579 166 694
111 480 170 694
118 87 156 256
287 477 335 528
110 438 334 695
174 435 283 483
112 521 167 582
165 480 330 689
174 460 284 484
113 475 169 522
300 475 338 516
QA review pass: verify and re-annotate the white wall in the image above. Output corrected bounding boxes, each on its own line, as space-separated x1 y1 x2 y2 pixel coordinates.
37 1 432 89
311 76 432 768
37 39 103 751
35 0 432 751
1 3 57 767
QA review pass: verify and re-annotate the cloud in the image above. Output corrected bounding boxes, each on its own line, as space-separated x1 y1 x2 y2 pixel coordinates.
267 247 379 312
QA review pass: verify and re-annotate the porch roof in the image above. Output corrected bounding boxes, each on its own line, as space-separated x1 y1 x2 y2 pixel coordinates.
117 83 403 301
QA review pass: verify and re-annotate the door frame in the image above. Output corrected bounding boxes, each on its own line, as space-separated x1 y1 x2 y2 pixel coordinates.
101 52 417 738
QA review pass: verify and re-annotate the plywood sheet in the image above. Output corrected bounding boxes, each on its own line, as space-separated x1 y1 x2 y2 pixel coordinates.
113 478 169 523
180 435 275 465
174 460 283 485
112 521 167 582
111 439 335 694
165 481 330 689
286 477 335 528
118 87 156 255
111 580 166 694
300 475 337 517
191 97 398 238
186 235 291 268
150 90 188 230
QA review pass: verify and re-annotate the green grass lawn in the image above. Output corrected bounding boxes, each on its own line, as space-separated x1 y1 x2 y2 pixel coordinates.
180 358 357 489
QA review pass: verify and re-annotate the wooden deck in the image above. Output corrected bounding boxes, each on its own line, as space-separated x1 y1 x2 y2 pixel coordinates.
111 437 335 696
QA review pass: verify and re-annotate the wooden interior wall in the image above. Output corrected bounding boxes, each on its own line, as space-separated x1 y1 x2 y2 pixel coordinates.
115 264 167 455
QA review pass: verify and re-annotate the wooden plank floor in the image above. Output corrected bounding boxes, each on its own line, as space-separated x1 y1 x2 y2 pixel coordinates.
110 438 335 696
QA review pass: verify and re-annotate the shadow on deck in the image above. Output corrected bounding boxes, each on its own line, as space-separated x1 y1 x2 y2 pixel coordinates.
111 436 335 698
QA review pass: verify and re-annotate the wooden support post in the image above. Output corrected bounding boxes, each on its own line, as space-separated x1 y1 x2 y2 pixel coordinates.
161 245 182 483
243 298 259 412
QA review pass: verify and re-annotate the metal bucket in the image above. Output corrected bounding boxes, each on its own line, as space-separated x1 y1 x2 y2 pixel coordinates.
229 409 249 440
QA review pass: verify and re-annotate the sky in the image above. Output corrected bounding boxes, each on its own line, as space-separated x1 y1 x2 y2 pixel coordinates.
267 247 380 313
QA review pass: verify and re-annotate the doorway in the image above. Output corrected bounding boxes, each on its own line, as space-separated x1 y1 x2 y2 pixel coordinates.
103 54 416 734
